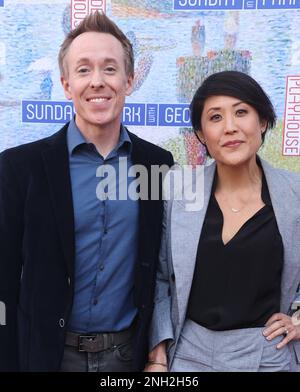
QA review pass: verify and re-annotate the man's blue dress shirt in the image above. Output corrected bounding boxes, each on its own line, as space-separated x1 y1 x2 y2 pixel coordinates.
67 119 138 333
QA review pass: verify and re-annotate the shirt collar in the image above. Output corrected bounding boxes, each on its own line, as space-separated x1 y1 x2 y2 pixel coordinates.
67 117 132 156
67 117 86 156
258 158 272 206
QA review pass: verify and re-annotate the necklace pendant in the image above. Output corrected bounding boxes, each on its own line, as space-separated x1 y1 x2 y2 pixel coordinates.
231 207 240 213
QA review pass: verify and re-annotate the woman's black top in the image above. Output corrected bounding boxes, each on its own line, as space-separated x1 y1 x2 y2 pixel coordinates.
187 170 283 330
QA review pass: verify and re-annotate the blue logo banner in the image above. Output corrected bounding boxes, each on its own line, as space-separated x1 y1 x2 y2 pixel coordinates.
22 101 75 123
146 104 159 126
174 0 300 9
22 101 192 127
257 0 300 8
243 0 257 9
174 0 243 10
159 104 191 127
122 103 146 125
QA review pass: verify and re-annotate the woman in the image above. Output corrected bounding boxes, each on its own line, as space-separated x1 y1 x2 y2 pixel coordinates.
146 71 300 372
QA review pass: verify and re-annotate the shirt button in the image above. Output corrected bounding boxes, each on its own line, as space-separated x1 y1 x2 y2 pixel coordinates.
93 299 98 305
99 265 104 271
59 318 65 328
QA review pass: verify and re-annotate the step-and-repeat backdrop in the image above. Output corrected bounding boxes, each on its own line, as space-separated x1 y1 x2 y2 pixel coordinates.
0 0 299 171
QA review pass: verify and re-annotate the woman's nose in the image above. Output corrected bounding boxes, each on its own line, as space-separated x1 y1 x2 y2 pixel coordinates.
224 116 237 134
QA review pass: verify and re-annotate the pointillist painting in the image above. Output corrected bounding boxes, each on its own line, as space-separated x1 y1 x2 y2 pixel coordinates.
0 0 299 171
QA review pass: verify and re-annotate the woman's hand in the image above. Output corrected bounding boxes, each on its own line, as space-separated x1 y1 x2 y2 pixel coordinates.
144 361 168 372
263 312 300 349
144 341 168 372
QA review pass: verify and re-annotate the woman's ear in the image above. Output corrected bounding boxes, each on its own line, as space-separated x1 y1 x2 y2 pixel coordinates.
260 120 268 134
195 129 206 144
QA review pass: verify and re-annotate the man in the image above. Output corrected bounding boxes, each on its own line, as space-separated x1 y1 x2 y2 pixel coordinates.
0 12 173 372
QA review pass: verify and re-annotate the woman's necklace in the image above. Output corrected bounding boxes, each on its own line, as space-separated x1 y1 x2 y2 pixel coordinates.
219 195 248 214
216 167 262 214
230 206 241 213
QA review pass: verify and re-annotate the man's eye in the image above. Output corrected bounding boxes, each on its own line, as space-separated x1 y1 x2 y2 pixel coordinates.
78 68 89 73
105 67 116 73
236 109 247 116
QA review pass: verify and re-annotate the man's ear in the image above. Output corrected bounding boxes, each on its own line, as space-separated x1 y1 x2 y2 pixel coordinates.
61 75 72 100
125 74 134 96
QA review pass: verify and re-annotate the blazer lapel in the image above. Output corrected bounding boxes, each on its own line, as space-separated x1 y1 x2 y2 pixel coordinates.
41 126 75 276
261 159 300 313
171 163 216 325
129 132 150 226
129 130 169 237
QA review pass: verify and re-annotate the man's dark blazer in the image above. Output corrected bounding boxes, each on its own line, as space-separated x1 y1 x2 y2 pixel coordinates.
0 123 174 371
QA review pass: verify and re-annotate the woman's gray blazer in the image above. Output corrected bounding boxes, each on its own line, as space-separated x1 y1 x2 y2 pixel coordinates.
150 158 300 371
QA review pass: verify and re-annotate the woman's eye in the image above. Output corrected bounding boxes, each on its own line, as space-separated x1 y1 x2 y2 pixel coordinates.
236 109 247 116
210 114 221 121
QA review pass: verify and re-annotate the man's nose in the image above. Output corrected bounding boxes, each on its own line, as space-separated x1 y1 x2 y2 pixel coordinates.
90 71 105 88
